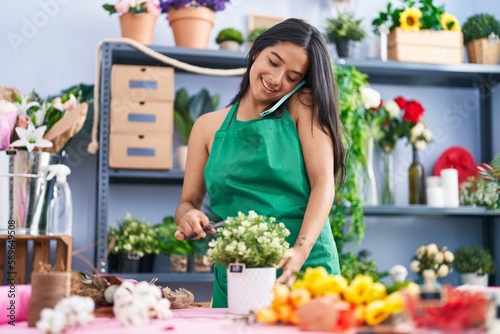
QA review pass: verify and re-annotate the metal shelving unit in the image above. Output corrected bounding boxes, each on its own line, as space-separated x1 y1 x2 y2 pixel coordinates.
96 42 500 283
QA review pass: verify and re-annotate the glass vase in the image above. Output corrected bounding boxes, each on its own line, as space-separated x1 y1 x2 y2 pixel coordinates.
361 137 378 206
380 149 395 205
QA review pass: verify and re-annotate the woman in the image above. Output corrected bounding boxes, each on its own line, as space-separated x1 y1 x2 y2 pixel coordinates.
174 18 347 308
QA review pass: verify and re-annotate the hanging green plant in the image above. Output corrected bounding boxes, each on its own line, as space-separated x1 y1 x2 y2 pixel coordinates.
331 65 370 255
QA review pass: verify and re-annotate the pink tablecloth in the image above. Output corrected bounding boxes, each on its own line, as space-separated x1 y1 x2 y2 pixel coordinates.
0 308 311 334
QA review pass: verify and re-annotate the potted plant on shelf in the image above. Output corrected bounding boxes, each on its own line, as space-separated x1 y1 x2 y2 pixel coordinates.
462 13 500 64
454 245 495 286
460 154 500 210
103 0 161 45
190 234 214 273
159 0 232 49
107 213 160 273
156 216 193 273
409 243 454 285
173 87 219 170
215 27 244 51
324 11 366 58
371 0 462 64
206 210 290 315
247 27 267 50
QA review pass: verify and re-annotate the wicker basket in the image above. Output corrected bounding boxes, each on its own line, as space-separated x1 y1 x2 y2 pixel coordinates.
466 38 500 64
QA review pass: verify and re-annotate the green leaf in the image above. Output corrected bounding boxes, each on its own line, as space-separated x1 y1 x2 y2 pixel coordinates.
102 4 117 15
174 110 189 144
174 88 189 117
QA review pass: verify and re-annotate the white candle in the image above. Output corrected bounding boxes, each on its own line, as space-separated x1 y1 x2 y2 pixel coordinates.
440 168 460 207
427 186 444 207
426 176 441 188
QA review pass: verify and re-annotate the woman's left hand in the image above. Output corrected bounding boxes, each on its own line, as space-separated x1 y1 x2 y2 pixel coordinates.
275 247 308 286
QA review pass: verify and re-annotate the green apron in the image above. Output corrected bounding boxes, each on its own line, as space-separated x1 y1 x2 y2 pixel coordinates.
204 100 340 308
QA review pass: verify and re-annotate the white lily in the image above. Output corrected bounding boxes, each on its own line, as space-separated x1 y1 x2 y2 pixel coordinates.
52 97 65 111
33 103 49 127
10 122 53 152
15 95 40 117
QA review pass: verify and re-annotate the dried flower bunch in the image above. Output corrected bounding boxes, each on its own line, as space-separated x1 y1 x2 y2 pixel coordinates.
410 243 454 279
37 295 95 334
103 0 161 16
206 210 290 268
113 280 172 326
372 0 460 33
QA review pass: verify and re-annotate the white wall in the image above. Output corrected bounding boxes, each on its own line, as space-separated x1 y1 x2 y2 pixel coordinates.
1 0 499 291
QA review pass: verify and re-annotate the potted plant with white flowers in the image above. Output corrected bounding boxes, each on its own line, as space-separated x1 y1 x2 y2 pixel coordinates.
206 210 290 315
409 243 454 286
108 213 160 273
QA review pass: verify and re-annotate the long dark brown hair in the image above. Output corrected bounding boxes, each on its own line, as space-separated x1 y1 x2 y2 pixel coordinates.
229 18 347 187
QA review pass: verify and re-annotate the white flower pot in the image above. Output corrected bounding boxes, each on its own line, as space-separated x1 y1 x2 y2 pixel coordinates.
227 267 276 315
460 273 489 287
219 40 241 51
177 145 188 170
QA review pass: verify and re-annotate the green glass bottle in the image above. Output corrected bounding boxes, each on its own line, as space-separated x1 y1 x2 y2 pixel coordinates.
409 148 427 204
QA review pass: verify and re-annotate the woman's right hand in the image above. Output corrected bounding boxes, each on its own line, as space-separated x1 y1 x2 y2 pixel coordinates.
174 209 213 241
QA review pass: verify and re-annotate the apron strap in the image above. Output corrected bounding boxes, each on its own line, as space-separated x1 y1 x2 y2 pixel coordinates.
221 101 239 131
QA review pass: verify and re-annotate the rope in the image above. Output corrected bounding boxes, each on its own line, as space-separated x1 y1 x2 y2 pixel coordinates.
87 38 247 154
28 272 71 326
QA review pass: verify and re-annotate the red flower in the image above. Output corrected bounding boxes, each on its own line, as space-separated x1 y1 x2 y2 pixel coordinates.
403 100 425 123
394 96 407 109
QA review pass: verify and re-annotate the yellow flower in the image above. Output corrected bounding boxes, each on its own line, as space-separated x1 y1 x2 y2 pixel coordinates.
399 7 422 31
301 267 330 297
440 12 461 31
385 291 404 314
343 275 373 305
323 274 349 295
365 300 391 326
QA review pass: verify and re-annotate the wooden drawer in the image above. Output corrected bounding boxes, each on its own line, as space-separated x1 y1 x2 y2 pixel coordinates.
110 99 173 134
111 65 174 101
109 133 173 170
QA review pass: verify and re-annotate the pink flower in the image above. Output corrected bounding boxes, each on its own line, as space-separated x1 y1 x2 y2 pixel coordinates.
0 112 17 150
146 1 160 16
115 1 131 14
17 115 28 128
63 95 77 111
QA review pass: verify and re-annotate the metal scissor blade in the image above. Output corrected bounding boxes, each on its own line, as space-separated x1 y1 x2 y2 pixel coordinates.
185 220 225 240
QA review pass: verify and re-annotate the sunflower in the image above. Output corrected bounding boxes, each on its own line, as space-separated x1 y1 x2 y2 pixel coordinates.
399 8 422 31
440 12 461 31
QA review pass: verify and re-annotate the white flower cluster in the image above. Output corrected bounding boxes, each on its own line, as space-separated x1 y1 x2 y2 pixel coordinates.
360 86 381 109
409 122 432 151
36 296 95 334
389 264 408 283
206 210 291 268
113 280 172 326
410 243 454 279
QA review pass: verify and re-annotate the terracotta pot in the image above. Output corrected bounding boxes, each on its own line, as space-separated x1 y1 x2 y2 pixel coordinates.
119 12 157 45
168 7 215 49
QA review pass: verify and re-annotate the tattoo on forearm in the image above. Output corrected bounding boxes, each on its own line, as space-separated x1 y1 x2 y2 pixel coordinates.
297 236 314 249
